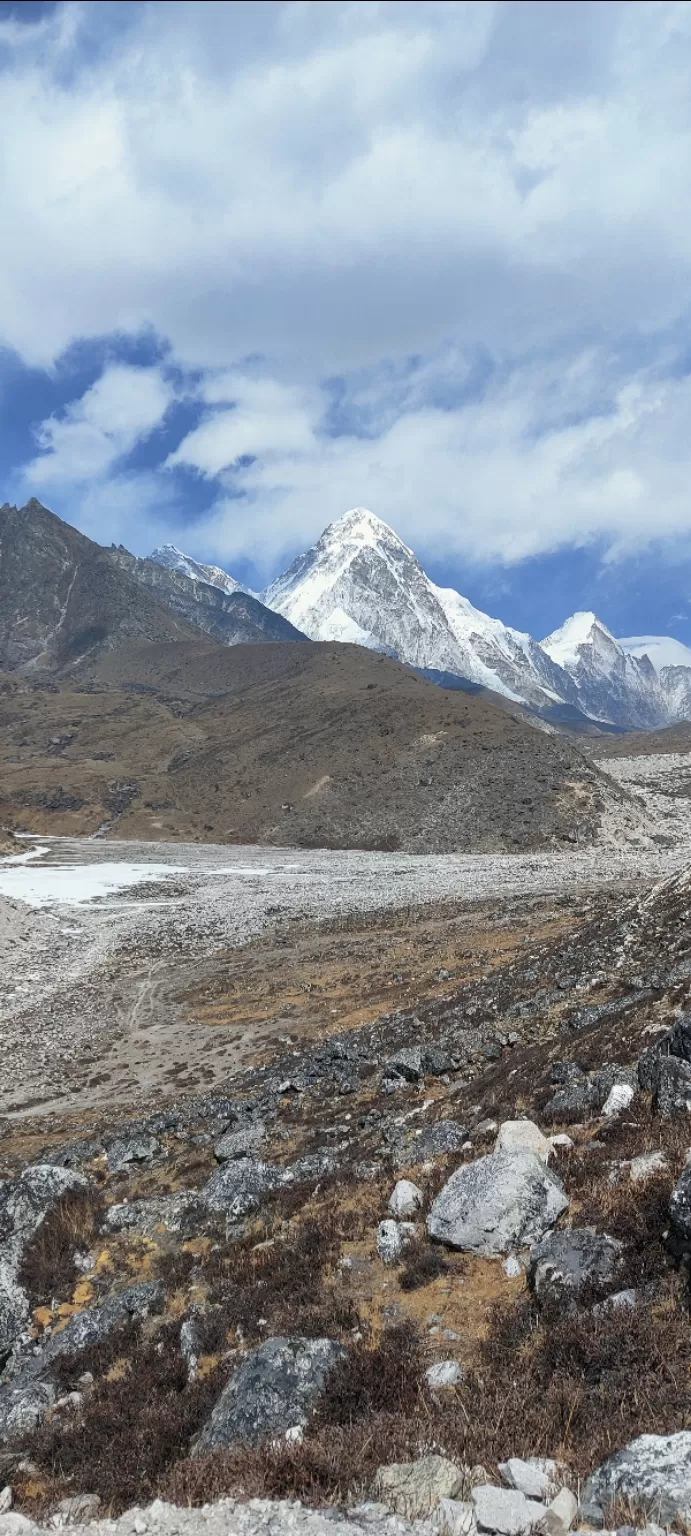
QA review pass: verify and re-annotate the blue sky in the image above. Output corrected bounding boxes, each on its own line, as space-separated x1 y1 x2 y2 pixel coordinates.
2 0 691 641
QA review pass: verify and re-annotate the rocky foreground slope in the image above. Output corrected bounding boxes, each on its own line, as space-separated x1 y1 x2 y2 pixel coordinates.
3 864 691 1530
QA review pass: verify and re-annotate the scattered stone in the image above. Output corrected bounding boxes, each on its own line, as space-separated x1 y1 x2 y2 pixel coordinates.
602 1084 634 1118
502 1257 523 1279
495 1122 552 1163
193 1335 346 1453
544 1081 599 1122
529 1229 624 1306
583 1431 691 1525
374 1454 466 1519
542 1489 578 1536
498 1460 561 1501
427 1150 568 1257
550 1135 574 1152
629 1151 667 1184
389 1181 423 1220
591 1288 638 1317
472 1484 546 1534
426 1361 463 1390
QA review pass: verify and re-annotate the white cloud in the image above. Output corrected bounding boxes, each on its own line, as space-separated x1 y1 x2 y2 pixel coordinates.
26 365 174 486
184 350 691 573
167 376 318 476
2 0 691 372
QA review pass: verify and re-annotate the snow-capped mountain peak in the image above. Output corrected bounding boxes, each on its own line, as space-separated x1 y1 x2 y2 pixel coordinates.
542 611 665 727
263 508 577 709
149 544 245 596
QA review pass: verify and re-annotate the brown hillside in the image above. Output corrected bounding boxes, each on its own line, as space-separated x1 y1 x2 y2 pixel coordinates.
0 639 622 852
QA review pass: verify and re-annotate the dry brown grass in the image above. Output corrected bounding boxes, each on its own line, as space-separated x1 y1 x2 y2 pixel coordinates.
18 1188 105 1308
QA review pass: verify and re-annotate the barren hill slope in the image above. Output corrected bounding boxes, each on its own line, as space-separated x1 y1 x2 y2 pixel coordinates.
0 639 638 852
0 501 206 671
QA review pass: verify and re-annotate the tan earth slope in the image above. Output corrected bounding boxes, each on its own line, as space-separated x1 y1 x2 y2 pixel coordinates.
0 638 637 852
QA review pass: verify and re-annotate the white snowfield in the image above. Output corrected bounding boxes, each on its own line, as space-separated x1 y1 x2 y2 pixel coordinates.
0 860 185 908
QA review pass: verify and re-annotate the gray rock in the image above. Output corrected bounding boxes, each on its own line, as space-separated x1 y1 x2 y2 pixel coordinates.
472 1485 546 1534
495 1122 552 1163
426 1361 463 1390
629 1151 668 1184
498 1461 561 1501
435 1500 478 1536
389 1181 423 1220
583 1431 691 1525
193 1335 346 1453
529 1229 625 1306
26 1283 165 1376
106 1134 161 1174
0 1167 87 1247
201 1158 287 1219
543 1489 578 1536
402 1122 468 1167
0 1383 55 1444
544 1082 599 1122
49 1496 100 1526
0 1265 29 1362
591 1288 638 1317
103 1193 210 1238
374 1455 466 1518
651 1056 691 1117
213 1124 266 1162
669 1163 691 1243
387 1046 451 1083
427 1150 568 1256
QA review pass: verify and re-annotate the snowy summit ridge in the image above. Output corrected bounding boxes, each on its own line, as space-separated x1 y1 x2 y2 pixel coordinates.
150 543 246 597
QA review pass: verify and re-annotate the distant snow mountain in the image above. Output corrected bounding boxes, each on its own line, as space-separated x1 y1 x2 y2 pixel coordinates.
263 507 577 711
152 510 691 731
541 612 665 729
150 543 247 596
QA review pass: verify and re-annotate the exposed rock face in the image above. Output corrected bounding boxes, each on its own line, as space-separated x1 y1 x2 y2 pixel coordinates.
193 1336 347 1453
20 1282 165 1378
583 1431 691 1524
110 546 306 650
0 1166 87 1360
427 1151 568 1256
528 1228 625 1306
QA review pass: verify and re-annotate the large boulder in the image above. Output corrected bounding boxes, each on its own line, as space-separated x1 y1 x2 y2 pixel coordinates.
0 1166 88 1361
528 1228 625 1306
583 1431 691 1525
0 1167 87 1248
103 1193 211 1239
387 1045 451 1083
427 1151 568 1256
200 1157 288 1220
192 1335 346 1453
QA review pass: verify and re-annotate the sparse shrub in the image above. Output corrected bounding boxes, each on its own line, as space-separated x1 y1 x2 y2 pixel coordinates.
19 1188 105 1308
315 1322 425 1425
398 1242 451 1291
27 1322 225 1514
